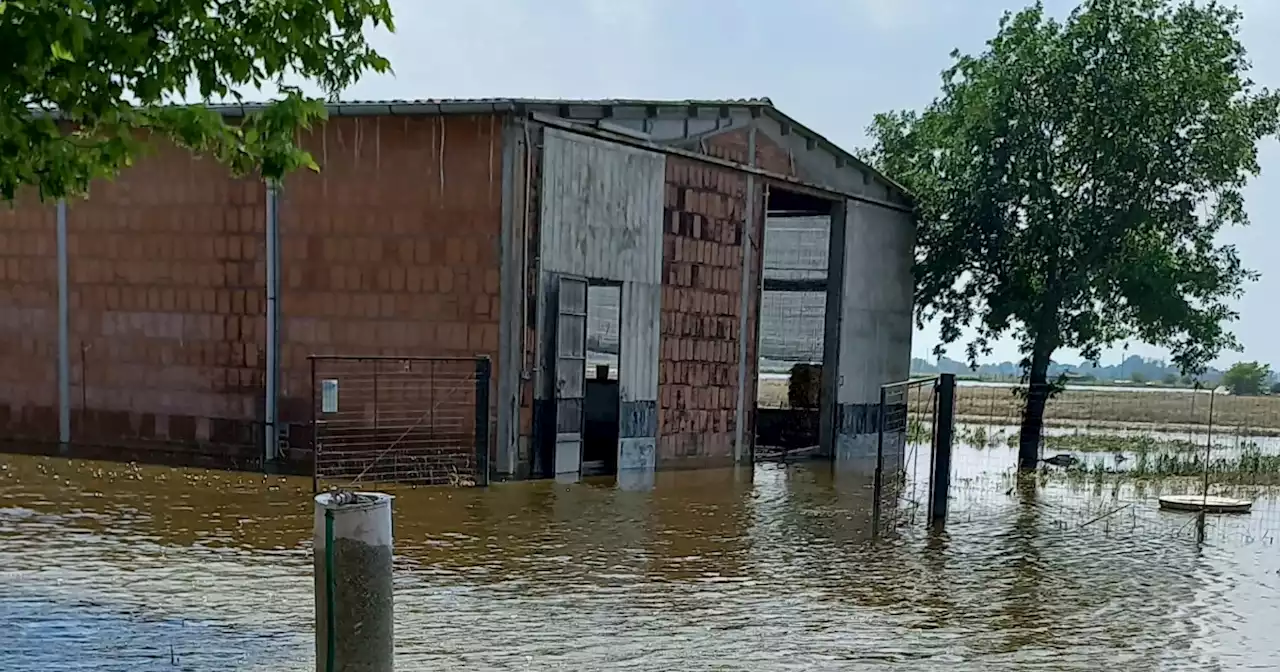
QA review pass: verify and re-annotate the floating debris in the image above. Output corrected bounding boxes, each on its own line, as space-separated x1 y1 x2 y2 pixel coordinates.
1158 494 1253 514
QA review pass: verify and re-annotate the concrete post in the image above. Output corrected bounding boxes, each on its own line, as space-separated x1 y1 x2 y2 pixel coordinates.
314 492 395 672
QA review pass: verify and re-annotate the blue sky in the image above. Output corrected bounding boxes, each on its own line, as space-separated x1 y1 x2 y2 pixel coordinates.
327 0 1279 368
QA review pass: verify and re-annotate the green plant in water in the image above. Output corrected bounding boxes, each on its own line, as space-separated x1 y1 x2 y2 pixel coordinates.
1006 432 1205 454
958 425 989 448
1053 448 1280 485
907 416 930 444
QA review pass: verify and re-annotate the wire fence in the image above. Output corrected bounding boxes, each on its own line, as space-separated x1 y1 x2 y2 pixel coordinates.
309 355 490 490
874 377 941 537
897 381 1280 543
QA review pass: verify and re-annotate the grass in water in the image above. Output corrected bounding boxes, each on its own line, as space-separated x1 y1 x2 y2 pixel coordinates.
1059 449 1280 485
1012 433 1215 454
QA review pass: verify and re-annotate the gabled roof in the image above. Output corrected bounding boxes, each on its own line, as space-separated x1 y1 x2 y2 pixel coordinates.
206 97 910 204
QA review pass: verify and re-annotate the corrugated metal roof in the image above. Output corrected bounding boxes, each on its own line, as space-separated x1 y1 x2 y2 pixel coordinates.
207 97 775 114
204 97 909 202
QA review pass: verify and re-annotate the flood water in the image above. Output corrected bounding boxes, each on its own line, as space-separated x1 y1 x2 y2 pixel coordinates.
2 453 1279 671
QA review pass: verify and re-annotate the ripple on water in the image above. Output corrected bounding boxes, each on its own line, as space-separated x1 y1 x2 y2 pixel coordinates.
1 456 1278 670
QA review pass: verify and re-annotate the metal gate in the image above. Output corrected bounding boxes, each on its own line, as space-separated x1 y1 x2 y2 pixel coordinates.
874 373 956 537
309 355 491 489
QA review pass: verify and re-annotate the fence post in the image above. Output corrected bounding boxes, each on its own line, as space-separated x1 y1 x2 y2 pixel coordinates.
475 357 492 486
929 373 957 528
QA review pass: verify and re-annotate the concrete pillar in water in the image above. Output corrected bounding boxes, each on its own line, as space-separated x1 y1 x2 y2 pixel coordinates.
314 492 394 672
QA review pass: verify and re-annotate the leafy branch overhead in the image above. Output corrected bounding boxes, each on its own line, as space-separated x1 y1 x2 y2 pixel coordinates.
0 0 395 200
861 0 1280 379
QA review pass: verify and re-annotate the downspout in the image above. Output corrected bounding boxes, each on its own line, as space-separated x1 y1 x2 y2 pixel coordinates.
733 127 757 464
264 180 281 464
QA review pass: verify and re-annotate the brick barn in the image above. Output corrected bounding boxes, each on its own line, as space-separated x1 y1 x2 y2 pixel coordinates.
0 98 915 484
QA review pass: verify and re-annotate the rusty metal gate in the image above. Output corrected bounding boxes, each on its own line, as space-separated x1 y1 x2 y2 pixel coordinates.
309 355 491 489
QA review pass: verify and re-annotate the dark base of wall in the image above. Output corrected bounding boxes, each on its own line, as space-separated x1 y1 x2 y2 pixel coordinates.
836 402 909 433
0 437 313 477
756 407 820 449
837 403 880 433
655 453 737 471
531 398 554 478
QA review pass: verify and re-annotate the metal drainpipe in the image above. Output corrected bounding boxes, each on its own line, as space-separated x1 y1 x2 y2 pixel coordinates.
56 198 70 445
264 181 280 464
733 127 757 464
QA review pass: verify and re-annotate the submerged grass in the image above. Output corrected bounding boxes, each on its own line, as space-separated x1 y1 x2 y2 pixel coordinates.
757 378 1280 432
909 421 1262 456
1060 449 1280 485
1012 433 1212 454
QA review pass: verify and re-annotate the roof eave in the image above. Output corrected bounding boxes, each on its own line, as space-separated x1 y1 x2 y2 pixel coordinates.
759 106 915 207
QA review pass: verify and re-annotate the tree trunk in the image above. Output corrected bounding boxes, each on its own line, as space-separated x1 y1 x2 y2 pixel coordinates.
1017 344 1053 472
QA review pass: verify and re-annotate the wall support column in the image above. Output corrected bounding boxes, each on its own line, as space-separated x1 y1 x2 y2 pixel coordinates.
733 126 757 465
56 198 70 445
818 199 847 459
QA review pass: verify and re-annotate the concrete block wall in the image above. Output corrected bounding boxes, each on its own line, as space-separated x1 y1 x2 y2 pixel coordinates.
658 157 758 468
0 114 505 469
0 192 58 441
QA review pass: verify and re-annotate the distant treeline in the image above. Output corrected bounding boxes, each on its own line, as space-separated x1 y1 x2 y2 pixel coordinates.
911 354 1230 386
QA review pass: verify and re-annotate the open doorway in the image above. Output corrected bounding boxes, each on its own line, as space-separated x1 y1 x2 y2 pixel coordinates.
583 282 621 476
754 187 840 463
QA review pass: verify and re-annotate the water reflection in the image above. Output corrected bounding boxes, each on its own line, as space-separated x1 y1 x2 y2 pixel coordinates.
1 454 1278 671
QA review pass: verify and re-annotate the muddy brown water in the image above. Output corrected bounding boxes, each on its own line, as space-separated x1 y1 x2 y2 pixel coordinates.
2 452 1278 671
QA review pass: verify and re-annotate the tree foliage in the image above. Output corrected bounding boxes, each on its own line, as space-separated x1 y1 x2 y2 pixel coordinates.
0 0 395 200
1222 361 1270 396
858 0 1279 467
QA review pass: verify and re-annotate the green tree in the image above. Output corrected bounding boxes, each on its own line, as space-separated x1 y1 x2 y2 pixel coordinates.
0 0 394 201
1161 373 1178 386
860 0 1279 471
1222 361 1271 396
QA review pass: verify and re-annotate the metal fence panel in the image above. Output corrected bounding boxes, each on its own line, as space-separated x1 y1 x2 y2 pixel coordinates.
309 355 490 489
875 376 945 538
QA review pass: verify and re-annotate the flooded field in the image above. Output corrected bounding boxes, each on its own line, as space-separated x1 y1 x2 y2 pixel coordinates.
3 450 1279 671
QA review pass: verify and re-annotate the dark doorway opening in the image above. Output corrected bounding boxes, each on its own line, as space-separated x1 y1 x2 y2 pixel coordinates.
583 282 621 476
754 187 840 463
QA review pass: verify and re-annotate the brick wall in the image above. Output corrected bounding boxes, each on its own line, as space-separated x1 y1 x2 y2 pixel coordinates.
66 145 265 458
658 157 764 468
702 127 801 461
0 192 58 441
704 127 798 177
0 114 504 470
276 114 504 437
